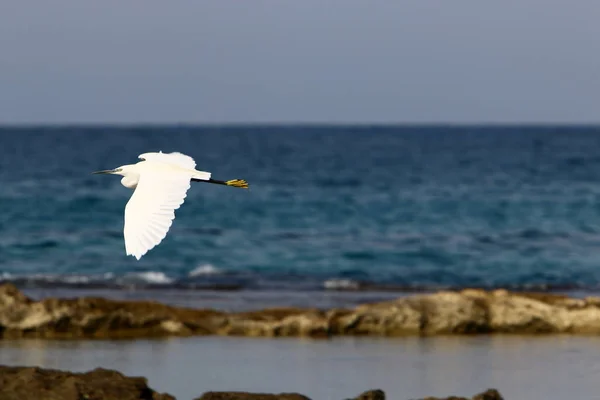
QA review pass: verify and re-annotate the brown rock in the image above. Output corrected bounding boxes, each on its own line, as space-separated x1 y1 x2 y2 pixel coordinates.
195 392 311 400
422 388 503 400
3 282 600 339
472 389 504 400
0 283 226 339
222 308 329 338
351 389 386 399
0 365 174 400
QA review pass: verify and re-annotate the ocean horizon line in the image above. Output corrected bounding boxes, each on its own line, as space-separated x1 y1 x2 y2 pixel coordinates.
1 121 600 129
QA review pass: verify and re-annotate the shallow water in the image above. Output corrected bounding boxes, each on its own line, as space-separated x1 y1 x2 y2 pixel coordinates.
1 335 598 400
19 287 600 313
21 287 407 312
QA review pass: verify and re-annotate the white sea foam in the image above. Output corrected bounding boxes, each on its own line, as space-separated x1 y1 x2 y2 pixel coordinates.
122 271 174 284
0 272 14 280
188 264 222 277
0 272 116 284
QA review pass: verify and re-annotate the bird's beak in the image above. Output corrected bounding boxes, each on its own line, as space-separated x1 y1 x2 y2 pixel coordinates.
91 169 115 175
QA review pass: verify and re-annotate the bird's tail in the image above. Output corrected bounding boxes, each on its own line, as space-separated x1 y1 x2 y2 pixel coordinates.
225 179 249 189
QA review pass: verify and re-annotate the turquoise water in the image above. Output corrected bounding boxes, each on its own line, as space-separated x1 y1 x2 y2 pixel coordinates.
2 125 600 298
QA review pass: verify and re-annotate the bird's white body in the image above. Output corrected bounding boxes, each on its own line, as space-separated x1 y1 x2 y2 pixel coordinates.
118 152 211 189
95 152 216 260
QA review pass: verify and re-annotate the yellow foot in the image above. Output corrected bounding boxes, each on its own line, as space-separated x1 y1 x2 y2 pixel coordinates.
225 179 249 189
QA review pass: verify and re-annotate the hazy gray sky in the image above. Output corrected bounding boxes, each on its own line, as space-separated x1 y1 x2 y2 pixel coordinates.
1 1 599 124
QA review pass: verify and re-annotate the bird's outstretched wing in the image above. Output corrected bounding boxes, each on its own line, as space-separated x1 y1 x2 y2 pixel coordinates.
138 151 196 170
123 171 192 260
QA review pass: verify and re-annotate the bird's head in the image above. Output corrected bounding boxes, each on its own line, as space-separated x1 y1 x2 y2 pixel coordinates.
92 164 140 189
91 165 132 176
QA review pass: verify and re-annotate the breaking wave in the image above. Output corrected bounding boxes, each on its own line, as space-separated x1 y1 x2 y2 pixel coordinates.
188 264 222 277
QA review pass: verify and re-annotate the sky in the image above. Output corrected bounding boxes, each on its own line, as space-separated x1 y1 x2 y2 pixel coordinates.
0 1 599 124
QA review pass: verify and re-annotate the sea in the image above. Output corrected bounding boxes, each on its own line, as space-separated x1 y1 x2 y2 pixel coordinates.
2 125 600 400
2 125 600 308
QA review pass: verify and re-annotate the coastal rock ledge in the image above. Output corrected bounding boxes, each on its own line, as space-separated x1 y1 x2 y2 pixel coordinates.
0 365 503 400
0 365 175 400
1 283 600 339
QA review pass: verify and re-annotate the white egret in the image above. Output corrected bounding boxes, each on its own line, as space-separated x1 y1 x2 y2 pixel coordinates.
93 151 248 260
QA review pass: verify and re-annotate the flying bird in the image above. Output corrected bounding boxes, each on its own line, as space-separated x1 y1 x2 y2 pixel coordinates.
93 151 248 260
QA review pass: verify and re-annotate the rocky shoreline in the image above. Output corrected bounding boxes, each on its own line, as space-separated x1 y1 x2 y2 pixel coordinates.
1 283 600 339
0 364 503 400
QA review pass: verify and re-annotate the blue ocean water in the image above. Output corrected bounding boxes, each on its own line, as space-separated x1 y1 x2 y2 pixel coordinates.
2 125 600 294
